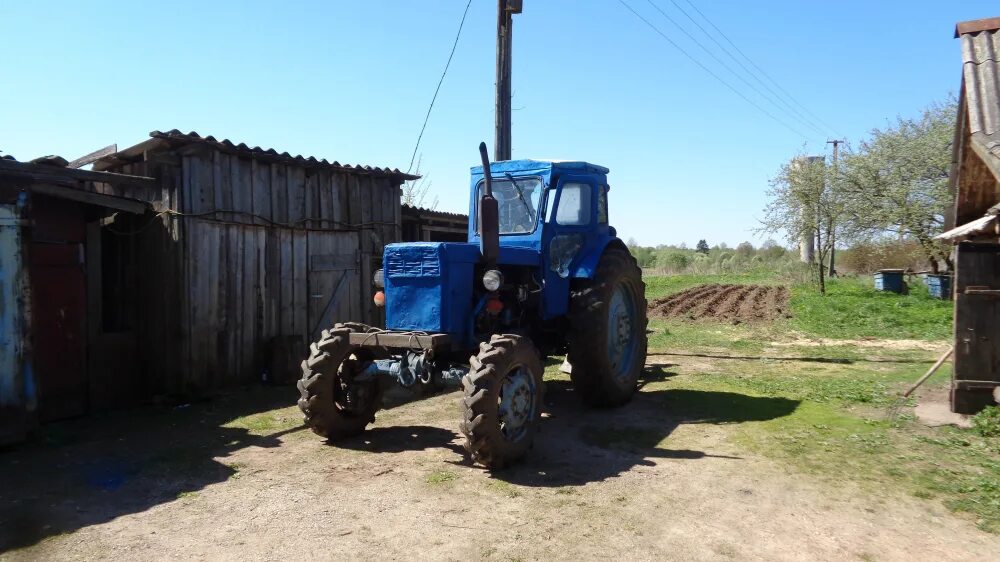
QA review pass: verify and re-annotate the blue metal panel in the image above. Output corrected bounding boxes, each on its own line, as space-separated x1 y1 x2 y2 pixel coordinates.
571 234 620 278
383 242 477 337
470 159 610 176
873 270 905 293
0 200 33 445
924 274 953 300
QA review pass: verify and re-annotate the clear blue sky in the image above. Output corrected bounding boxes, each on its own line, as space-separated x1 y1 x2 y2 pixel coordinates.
2 0 996 246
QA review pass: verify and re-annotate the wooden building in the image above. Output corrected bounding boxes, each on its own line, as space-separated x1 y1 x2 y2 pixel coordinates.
91 130 417 394
0 130 416 442
937 18 1000 413
0 156 157 444
401 204 468 242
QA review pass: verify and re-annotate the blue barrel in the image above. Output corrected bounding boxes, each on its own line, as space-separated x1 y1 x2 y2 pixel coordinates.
924 274 952 300
874 269 906 293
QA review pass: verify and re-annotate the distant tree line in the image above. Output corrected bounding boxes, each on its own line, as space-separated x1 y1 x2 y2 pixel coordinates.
626 238 801 277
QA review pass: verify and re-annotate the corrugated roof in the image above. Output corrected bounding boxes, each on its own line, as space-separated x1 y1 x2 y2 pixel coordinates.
959 25 1000 167
96 129 420 181
936 212 997 243
402 204 468 221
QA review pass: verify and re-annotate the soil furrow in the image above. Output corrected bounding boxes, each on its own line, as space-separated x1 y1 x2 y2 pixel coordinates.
649 284 789 323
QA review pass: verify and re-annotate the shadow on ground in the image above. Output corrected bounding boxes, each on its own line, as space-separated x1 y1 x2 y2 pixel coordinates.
337 425 464 456
649 351 936 365
0 387 302 553
493 365 800 487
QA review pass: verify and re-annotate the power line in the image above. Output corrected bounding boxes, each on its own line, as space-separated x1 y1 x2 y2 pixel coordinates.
681 0 844 138
617 0 813 140
663 0 831 137
645 0 827 138
406 0 474 175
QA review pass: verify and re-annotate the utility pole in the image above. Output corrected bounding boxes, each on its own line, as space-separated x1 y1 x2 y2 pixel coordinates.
495 0 522 161
826 139 845 277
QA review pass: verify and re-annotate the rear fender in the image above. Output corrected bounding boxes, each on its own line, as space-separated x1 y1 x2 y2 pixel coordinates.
570 236 626 279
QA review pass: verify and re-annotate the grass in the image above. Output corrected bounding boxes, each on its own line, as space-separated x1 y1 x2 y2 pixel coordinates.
645 272 953 342
426 470 458 484
789 276 953 340
487 480 522 498
637 273 998 533
223 411 301 433
639 360 1000 533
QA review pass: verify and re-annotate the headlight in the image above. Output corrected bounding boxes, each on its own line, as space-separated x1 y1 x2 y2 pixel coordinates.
373 269 385 289
482 269 503 292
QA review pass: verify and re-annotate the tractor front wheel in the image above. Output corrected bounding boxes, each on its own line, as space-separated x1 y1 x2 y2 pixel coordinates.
459 335 544 469
297 324 383 440
567 245 648 407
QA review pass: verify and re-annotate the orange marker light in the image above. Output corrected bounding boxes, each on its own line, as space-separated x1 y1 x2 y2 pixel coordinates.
486 298 504 315
373 291 385 307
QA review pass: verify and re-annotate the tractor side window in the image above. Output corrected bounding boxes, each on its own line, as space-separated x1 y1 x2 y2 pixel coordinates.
556 183 591 226
598 185 608 224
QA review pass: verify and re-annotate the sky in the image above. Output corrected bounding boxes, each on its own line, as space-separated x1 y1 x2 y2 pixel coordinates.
1 0 996 247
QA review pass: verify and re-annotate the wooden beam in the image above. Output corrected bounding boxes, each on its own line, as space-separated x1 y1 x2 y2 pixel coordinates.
348 332 450 351
0 158 156 188
68 144 117 169
30 183 149 214
955 17 1000 37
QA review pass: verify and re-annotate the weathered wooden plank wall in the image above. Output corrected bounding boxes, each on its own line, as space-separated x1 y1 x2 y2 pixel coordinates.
125 145 401 393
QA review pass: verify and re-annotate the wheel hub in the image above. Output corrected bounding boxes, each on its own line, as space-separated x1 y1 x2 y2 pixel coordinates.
607 284 637 383
499 366 534 441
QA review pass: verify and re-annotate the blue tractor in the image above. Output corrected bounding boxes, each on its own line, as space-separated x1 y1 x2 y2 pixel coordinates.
298 144 647 468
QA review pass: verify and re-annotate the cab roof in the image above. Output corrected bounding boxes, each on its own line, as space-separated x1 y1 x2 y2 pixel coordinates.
471 159 609 176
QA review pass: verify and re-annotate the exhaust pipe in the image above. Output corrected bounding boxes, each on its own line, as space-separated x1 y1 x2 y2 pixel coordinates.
477 142 500 264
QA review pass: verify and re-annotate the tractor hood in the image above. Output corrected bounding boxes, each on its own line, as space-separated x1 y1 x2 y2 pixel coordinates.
382 242 537 335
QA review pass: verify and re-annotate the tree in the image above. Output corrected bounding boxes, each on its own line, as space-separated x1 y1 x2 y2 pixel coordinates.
760 153 848 293
839 98 956 272
401 154 439 209
735 241 755 258
626 238 656 268
695 239 710 254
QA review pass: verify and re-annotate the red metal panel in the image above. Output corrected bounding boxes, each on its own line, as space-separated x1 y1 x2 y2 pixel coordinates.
29 198 88 421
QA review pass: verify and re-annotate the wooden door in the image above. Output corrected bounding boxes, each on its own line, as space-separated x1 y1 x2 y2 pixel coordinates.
953 242 1000 413
306 231 361 342
30 212 87 421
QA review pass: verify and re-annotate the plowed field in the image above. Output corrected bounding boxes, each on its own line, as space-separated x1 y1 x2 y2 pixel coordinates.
648 284 790 323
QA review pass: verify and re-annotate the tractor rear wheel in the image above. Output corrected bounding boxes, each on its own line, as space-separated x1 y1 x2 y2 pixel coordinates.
297 324 383 440
459 335 544 469
567 245 647 407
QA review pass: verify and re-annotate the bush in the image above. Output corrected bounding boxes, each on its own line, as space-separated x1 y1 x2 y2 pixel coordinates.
838 240 929 274
972 406 1000 438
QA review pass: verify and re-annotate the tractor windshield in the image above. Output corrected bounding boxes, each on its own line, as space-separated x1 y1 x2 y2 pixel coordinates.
477 177 543 235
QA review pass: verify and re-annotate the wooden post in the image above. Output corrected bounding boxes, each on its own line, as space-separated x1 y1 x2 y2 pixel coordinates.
495 0 521 161
826 139 845 277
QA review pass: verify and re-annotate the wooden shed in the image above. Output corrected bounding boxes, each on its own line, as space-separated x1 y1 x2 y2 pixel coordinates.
937 18 1000 413
0 156 157 443
401 204 468 242
91 130 417 396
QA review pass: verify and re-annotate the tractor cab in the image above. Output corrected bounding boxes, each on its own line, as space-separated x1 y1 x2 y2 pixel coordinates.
468 159 614 259
467 160 617 317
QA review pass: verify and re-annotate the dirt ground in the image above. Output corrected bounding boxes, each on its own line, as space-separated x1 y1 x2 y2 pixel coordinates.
1 361 996 561
649 284 791 323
